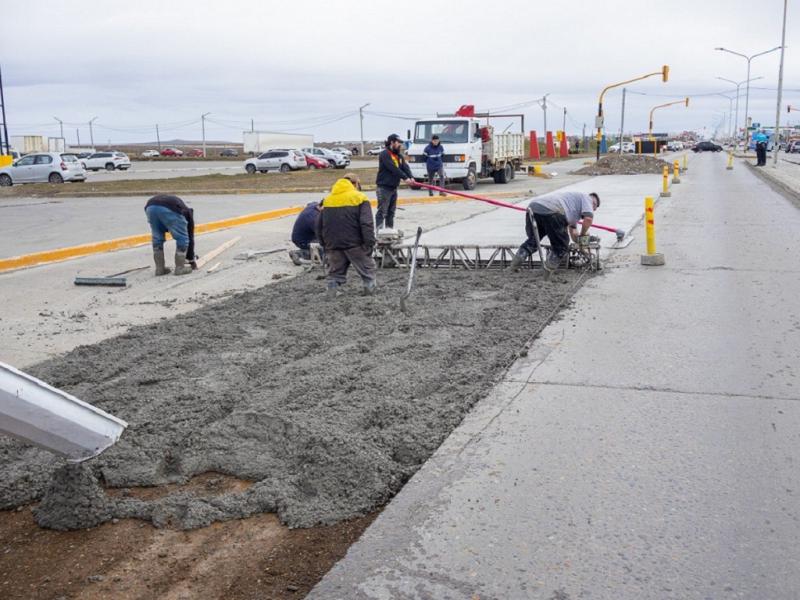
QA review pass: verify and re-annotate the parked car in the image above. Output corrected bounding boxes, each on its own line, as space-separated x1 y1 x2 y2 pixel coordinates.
609 142 635 153
81 151 131 171
160 148 184 157
220 148 239 157
331 146 352 156
187 149 204 157
666 141 685 151
141 149 160 158
692 141 723 152
367 145 383 155
786 140 800 153
301 147 349 169
304 153 331 169
75 151 93 159
244 149 307 173
0 152 86 186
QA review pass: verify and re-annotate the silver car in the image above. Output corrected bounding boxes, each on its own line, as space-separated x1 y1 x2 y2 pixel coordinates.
0 152 86 186
244 149 307 173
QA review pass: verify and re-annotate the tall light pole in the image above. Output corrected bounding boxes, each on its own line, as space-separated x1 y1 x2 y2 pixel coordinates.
538 93 550 135
359 103 370 157
595 66 670 160
54 117 64 140
715 46 782 150
88 116 97 149
618 88 627 148
201 112 210 158
716 76 763 142
714 94 735 139
773 0 788 166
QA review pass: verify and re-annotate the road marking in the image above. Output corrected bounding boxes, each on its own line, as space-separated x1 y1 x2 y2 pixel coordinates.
0 192 523 274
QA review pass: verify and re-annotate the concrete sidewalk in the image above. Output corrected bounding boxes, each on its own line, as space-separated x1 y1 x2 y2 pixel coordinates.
309 152 800 599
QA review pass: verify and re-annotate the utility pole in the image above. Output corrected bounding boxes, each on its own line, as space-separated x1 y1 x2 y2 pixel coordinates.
0 65 9 155
88 117 97 149
359 103 370 157
540 94 550 135
201 112 210 158
54 117 64 140
582 123 586 154
562 106 567 135
773 0 788 166
76 128 81 147
155 124 161 150
618 88 627 148
250 118 254 133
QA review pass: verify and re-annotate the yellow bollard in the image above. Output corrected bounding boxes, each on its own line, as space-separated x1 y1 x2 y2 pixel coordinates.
660 165 671 197
641 196 665 266
726 152 734 170
672 160 681 184
682 153 688 172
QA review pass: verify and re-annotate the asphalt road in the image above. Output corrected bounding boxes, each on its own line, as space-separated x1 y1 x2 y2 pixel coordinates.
82 158 377 182
310 152 800 599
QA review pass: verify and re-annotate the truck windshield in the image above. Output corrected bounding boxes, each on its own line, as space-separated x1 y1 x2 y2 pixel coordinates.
414 121 469 144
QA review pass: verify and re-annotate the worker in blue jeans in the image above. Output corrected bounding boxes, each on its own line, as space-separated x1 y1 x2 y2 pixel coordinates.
144 194 195 276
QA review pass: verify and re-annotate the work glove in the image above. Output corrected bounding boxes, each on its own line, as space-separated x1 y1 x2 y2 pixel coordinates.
577 235 590 247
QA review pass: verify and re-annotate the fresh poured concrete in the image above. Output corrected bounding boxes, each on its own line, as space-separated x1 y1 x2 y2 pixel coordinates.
309 151 800 599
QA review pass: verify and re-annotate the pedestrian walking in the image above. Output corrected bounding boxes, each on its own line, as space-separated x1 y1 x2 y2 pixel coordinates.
317 173 377 298
511 190 600 271
144 194 196 276
375 133 415 230
423 134 446 196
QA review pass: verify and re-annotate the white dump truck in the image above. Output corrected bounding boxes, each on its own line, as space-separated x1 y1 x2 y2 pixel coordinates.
243 131 314 155
406 107 524 190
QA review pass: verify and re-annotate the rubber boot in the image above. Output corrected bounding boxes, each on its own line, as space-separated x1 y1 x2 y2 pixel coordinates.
153 249 171 276
288 249 302 266
174 249 193 276
510 247 530 271
326 282 339 300
361 279 377 296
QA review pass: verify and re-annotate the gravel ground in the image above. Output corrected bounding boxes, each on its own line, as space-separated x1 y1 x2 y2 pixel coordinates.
1 267 585 531
573 154 671 176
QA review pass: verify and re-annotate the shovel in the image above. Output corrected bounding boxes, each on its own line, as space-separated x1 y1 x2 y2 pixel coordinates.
400 226 423 314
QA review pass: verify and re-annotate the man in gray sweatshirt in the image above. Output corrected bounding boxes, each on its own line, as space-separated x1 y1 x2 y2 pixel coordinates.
511 190 600 270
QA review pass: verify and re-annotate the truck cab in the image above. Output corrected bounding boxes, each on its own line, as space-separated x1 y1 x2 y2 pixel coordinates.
406 110 523 190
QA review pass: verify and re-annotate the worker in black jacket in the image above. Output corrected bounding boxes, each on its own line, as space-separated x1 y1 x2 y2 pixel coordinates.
316 173 377 298
375 133 416 230
144 194 196 276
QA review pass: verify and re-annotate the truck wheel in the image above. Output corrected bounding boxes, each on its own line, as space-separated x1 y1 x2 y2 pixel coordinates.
105 163 115 171
495 164 511 184
245 164 256 174
462 166 477 190
280 163 291 173
0 174 12 187
48 173 64 184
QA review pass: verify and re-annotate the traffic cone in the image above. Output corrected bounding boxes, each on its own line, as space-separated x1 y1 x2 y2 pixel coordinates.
529 131 540 159
545 131 555 158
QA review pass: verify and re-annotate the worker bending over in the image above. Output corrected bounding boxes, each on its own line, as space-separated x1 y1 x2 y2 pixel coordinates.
289 200 322 265
144 194 196 276
317 173 377 298
511 190 600 271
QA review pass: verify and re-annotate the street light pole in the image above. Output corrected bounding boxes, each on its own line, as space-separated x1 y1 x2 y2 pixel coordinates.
88 117 97 149
714 94 734 139
201 112 210 158
359 103 370 157
773 0 788 166
539 93 550 136
54 117 64 140
716 77 762 142
715 46 782 151
618 88 627 149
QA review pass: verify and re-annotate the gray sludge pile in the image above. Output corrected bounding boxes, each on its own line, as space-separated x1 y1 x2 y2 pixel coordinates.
0 269 581 530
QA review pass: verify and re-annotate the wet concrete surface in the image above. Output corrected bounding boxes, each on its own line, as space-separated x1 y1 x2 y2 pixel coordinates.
309 152 800 598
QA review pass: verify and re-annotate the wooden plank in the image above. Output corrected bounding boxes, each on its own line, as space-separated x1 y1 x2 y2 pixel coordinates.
196 237 241 268
206 262 222 273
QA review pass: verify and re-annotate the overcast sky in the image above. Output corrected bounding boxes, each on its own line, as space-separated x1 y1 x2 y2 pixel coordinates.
1 0 797 145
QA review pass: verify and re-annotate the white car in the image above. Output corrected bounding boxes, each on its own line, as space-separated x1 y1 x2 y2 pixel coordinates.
81 151 131 171
609 142 635 153
666 141 685 151
367 146 383 156
301 147 350 169
244 149 307 173
331 146 352 156
0 152 86 186
140 149 160 158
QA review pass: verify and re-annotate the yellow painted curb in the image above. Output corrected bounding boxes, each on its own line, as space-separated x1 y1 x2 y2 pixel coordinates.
0 191 525 274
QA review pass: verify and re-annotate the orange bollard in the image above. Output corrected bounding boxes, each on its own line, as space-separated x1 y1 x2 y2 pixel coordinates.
559 133 568 158
529 131 540 159
545 131 555 158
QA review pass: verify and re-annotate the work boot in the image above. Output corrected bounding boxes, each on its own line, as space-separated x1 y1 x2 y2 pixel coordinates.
174 250 193 276
288 249 302 266
545 251 562 271
153 249 171 276
510 249 530 271
326 282 339 300
361 280 377 296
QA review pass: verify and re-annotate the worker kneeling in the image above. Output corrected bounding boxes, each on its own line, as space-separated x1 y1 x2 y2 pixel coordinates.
511 190 600 271
316 174 377 298
144 194 196 276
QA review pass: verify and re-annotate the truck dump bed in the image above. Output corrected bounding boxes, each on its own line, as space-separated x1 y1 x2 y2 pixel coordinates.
485 133 524 161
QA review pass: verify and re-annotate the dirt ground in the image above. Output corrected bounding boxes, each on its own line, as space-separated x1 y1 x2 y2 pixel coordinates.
0 168 379 198
572 153 671 175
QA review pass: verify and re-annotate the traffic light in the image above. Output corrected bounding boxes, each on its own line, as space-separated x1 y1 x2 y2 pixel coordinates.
662 65 670 83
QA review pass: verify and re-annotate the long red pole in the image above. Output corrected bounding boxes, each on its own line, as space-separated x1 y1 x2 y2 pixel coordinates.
410 182 624 238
